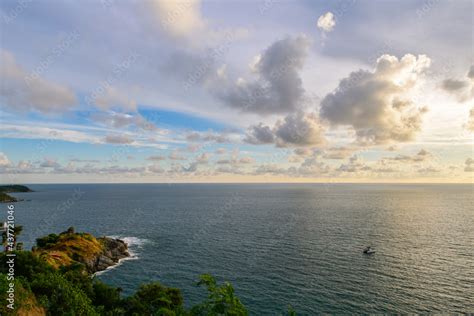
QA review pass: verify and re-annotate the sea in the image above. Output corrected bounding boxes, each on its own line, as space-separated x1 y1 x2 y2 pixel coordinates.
7 183 474 314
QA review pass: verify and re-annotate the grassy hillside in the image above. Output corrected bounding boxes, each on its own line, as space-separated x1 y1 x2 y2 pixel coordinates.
33 228 104 269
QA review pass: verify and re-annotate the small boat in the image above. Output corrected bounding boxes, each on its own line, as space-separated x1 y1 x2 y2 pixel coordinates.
363 246 376 254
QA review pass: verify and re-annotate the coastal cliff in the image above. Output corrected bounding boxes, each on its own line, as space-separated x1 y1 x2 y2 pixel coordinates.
92 236 130 272
33 227 130 273
0 226 248 315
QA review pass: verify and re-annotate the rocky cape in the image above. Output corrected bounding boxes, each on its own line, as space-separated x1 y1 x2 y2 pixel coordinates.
90 236 130 273
34 227 130 274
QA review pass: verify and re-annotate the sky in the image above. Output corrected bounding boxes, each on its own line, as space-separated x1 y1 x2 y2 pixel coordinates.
0 0 473 183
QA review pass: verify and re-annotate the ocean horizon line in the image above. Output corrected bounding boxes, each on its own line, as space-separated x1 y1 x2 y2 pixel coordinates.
1 181 472 185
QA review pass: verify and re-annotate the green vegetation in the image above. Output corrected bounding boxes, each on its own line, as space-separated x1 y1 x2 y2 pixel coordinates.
0 192 17 203
0 185 32 203
1 227 297 315
33 228 104 269
190 274 248 316
0 185 33 193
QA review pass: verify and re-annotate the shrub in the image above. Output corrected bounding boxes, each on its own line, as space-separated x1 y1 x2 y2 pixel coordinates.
36 234 60 248
190 274 248 316
124 282 185 315
92 281 124 314
30 272 98 315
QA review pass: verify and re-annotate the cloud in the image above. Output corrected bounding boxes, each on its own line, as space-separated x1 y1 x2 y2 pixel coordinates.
0 152 11 167
245 111 325 147
442 79 469 91
469 66 474 79
244 123 275 144
254 157 330 177
147 0 248 46
17 160 34 172
215 148 226 154
147 164 165 174
238 156 254 164
372 167 397 173
384 149 432 163
184 144 202 152
417 167 440 173
464 158 474 172
169 151 187 160
104 134 134 144
336 155 371 173
294 147 317 156
298 157 330 175
162 50 218 89
148 0 206 39
322 147 354 159
215 165 246 175
39 158 60 168
195 152 210 163
0 124 101 144
146 155 166 161
182 153 210 172
217 36 311 115
216 154 254 166
91 112 158 131
274 112 326 147
0 122 168 149
185 130 232 143
254 164 288 175
0 158 43 174
466 108 474 131
441 65 473 102
317 12 336 32
92 86 137 112
320 54 431 144
0 50 76 114
69 158 100 163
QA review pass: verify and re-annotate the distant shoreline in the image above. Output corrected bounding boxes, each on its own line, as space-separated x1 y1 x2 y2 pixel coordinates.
0 185 33 203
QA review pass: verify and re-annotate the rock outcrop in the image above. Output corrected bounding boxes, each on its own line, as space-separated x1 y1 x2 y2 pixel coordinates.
33 228 130 274
89 237 130 273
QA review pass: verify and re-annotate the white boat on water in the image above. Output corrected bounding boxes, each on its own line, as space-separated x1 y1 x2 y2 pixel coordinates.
363 246 376 254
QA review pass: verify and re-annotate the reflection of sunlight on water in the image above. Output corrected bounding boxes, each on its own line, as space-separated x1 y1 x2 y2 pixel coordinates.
16 184 474 313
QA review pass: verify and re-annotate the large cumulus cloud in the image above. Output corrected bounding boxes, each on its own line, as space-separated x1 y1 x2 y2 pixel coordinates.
217 36 310 115
320 54 431 144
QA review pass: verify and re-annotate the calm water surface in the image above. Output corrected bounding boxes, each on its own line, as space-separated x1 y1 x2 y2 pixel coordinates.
10 184 474 314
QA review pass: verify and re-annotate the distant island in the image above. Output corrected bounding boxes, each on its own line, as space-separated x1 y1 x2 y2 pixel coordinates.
0 185 33 203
